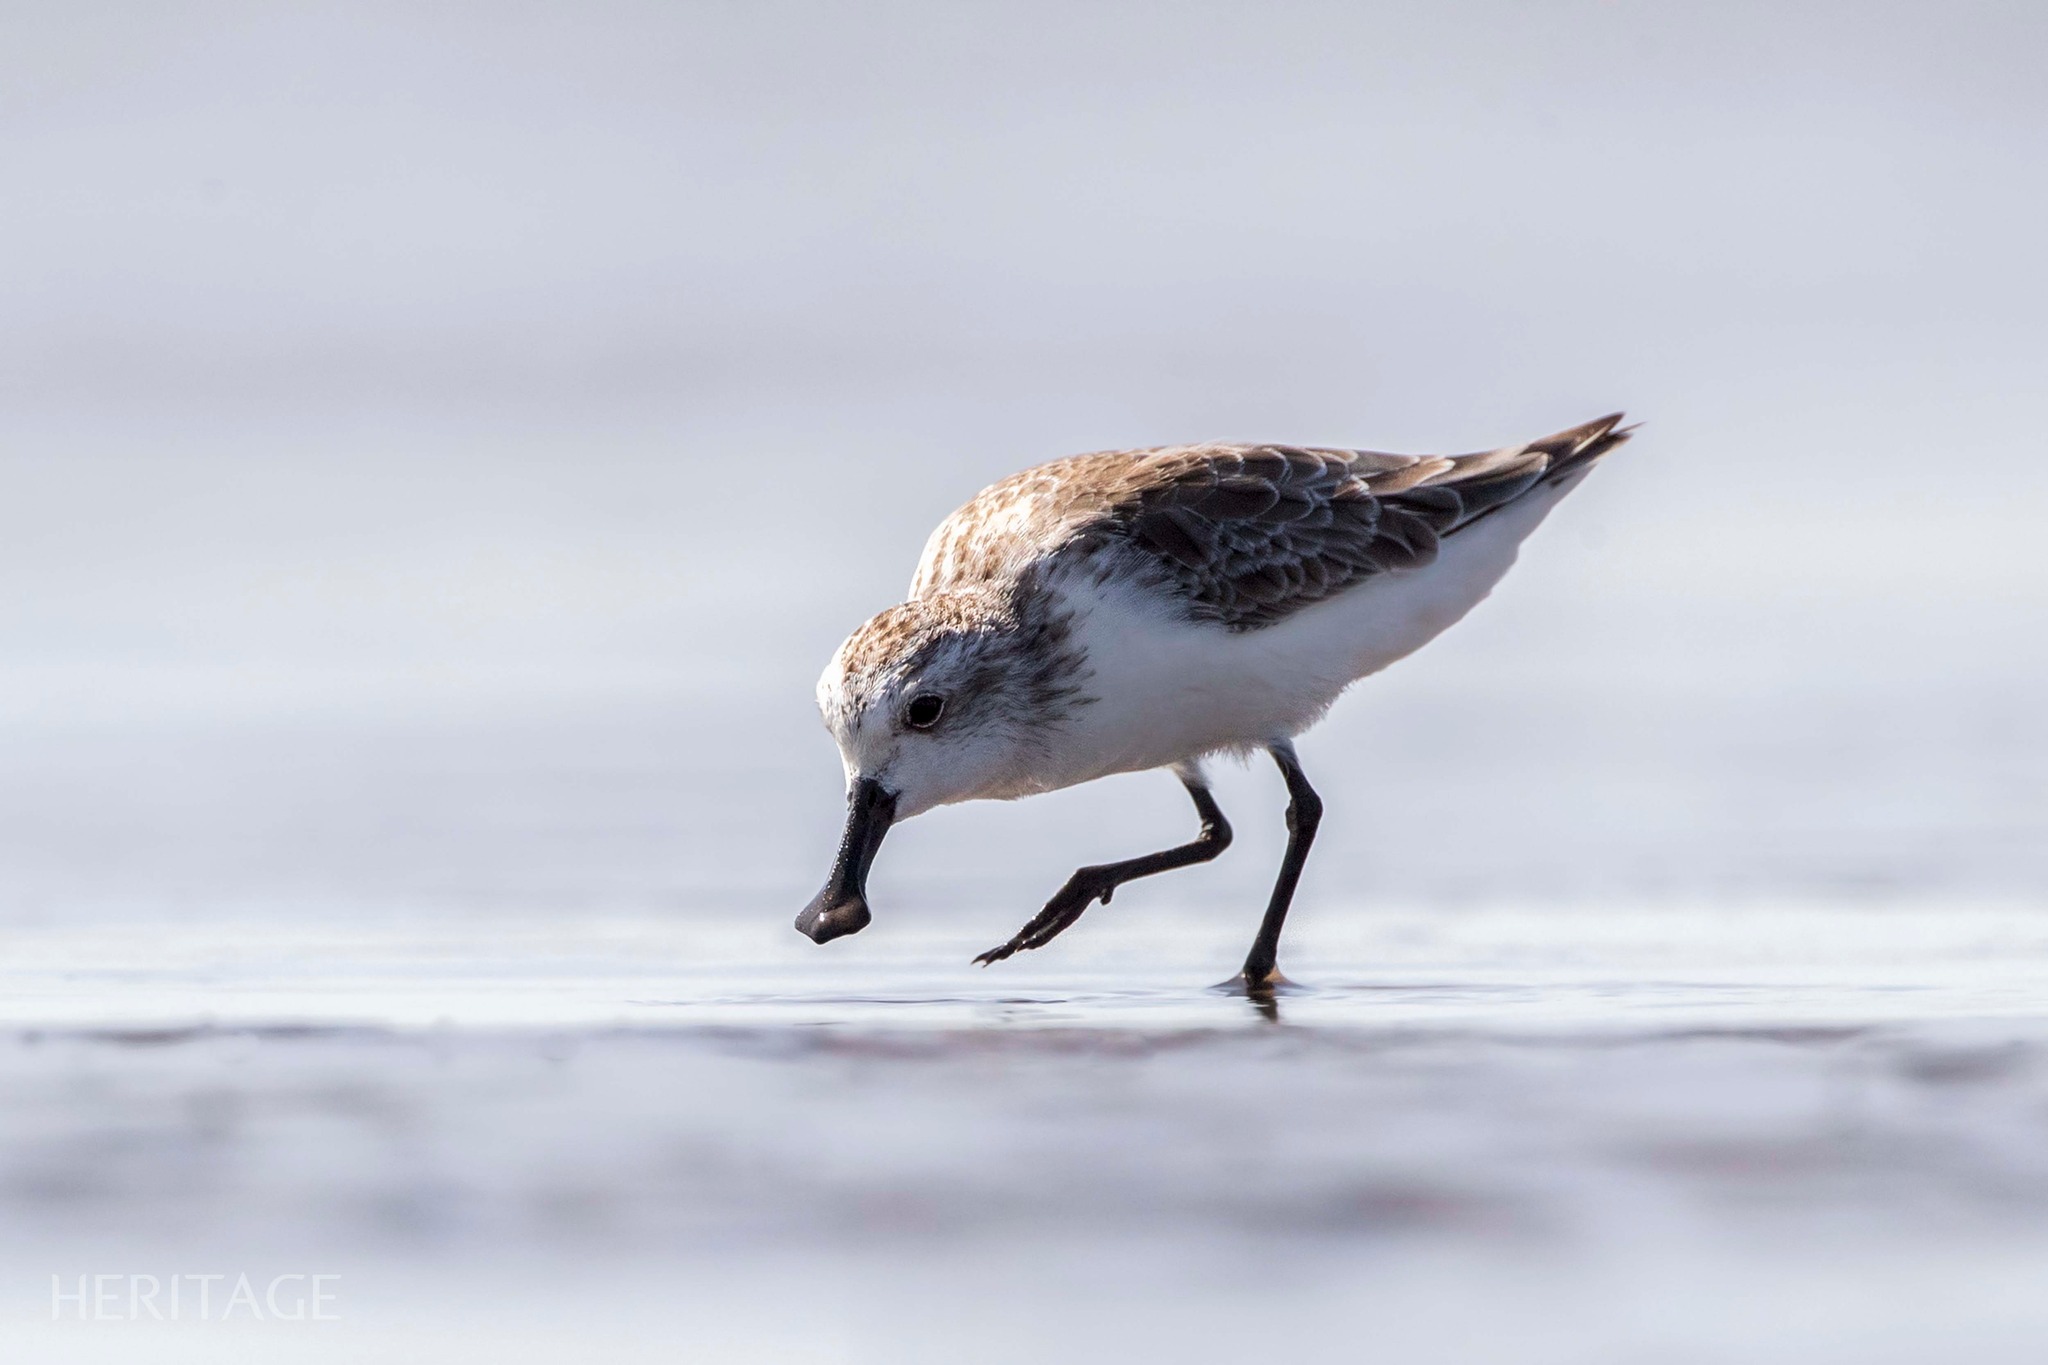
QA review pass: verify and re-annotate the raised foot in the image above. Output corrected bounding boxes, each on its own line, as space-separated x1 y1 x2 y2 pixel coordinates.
973 872 1115 966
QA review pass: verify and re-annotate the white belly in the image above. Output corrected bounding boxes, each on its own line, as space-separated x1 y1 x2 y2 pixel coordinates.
1043 476 1582 787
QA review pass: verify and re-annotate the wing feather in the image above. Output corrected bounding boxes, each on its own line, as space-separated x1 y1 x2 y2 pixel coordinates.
1102 413 1630 628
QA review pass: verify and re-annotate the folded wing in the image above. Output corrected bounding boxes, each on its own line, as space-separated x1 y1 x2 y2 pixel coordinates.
1101 412 1631 629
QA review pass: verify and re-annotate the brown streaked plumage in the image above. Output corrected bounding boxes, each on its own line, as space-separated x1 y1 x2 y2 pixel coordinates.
913 412 1630 629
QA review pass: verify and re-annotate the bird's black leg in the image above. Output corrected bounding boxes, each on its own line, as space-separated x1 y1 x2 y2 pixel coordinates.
975 771 1232 966
1236 741 1323 989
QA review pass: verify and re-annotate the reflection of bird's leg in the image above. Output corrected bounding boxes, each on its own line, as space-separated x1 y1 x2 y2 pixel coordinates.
974 769 1232 966
1236 741 1323 989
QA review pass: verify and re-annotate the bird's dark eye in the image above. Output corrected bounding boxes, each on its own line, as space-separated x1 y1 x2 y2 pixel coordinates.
904 694 946 730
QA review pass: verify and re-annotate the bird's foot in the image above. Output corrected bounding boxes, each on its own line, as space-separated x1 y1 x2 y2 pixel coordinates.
1212 969 1300 996
972 869 1114 966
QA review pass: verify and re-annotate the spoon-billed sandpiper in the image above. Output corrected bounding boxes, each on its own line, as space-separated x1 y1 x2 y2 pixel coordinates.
798 412 1632 988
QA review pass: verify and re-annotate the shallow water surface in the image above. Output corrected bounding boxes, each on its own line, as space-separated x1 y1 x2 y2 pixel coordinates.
6 907 2048 1363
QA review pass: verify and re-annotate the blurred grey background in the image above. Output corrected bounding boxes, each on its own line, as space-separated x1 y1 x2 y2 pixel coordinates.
3 0 2044 932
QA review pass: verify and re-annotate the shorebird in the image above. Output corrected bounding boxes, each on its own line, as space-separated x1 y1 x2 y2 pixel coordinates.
799 412 1632 987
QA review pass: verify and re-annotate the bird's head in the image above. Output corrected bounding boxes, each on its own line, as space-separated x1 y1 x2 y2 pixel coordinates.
795 587 1085 944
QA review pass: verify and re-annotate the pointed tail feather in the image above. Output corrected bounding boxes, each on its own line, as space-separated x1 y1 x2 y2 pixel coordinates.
1528 411 1634 485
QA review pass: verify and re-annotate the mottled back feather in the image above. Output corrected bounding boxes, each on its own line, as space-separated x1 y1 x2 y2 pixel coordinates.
912 413 1631 630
